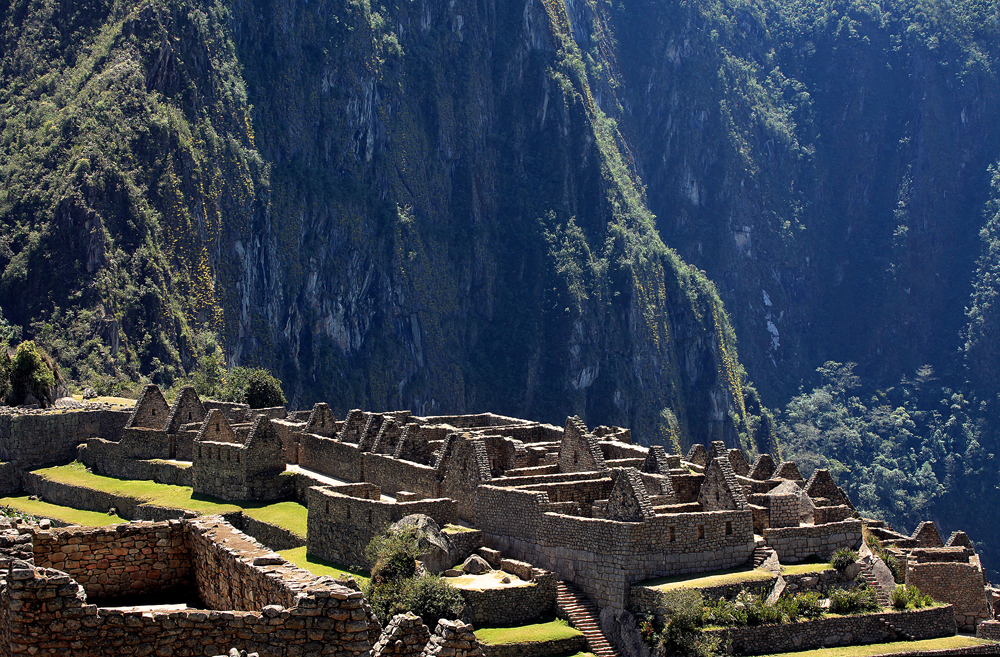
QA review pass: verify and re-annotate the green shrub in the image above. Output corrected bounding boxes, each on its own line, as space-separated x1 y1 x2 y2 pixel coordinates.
891 584 934 609
399 576 465 628
7 341 58 407
830 548 858 572
829 585 880 614
219 366 286 408
365 525 420 585
655 589 718 656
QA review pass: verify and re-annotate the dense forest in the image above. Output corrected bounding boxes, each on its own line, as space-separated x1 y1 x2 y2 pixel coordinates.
3 0 1000 574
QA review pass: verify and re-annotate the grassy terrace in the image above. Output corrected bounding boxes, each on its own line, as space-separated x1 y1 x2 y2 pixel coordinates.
278 546 371 586
0 496 124 527
32 462 308 537
638 560 831 591
475 619 583 645
760 635 993 657
640 566 775 590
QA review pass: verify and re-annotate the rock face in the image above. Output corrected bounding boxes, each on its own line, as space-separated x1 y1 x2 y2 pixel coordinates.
391 515 456 574
0 0 753 453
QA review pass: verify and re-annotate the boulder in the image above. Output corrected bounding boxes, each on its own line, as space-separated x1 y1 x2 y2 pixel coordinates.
462 554 490 574
391 514 457 574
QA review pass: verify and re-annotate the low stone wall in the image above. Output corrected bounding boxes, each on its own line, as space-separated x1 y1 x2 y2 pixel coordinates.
0 517 381 657
480 634 586 657
458 571 556 627
22 471 188 521
365 452 441 499
79 440 193 486
31 520 192 602
446 528 485 562
702 604 956 655
222 512 306 551
762 520 863 562
629 578 775 621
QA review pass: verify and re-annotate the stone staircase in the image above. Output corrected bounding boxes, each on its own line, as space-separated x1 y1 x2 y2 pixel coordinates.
555 581 617 657
859 559 892 606
877 616 914 640
751 545 776 568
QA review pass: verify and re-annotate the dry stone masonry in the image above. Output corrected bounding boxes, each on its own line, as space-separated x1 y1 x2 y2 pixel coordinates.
0 384 997 656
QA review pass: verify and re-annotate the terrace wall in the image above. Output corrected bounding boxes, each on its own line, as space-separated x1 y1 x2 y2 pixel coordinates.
457 571 556 627
701 605 956 655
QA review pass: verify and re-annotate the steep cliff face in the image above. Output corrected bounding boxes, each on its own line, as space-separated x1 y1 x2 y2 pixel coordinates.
606 0 1000 402
226 0 749 447
0 0 751 449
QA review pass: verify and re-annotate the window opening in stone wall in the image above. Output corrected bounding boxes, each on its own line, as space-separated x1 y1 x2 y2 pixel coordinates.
669 526 675 542
573 452 578 465
236 453 240 464
198 446 202 458
715 491 720 502
152 409 156 417
698 525 704 539
345 506 351 519
188 412 192 421
368 510 373 523
725 521 732 535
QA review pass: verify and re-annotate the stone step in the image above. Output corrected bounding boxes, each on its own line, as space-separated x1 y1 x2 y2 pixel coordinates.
555 581 617 657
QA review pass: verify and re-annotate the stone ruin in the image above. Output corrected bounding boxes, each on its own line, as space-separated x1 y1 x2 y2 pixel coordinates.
0 384 994 653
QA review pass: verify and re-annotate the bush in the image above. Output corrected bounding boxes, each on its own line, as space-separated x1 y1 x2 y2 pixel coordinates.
829 585 880 614
6 341 58 407
399 576 465 628
219 366 286 408
774 591 823 623
656 589 718 656
891 584 934 609
830 548 858 572
366 525 420 585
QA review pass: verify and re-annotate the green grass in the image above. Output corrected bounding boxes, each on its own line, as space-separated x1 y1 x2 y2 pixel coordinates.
278 546 370 586
33 462 307 537
475 619 583 645
759 635 991 657
781 562 830 576
0 496 125 527
640 566 775 590
442 523 476 533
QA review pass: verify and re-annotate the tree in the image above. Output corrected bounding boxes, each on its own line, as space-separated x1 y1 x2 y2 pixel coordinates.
219 366 287 408
7 341 58 407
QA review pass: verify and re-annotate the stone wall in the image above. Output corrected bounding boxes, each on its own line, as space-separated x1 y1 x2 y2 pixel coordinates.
0 462 19 495
272 419 305 464
672 473 705 504
476 485 755 608
31 520 192 602
307 485 458 568
701 604 956 655
22 471 189 521
0 517 380 657
907 560 991 631
366 452 441 499
299 433 365 481
762 520 863 562
192 416 290 501
79 439 194 486
0 409 129 467
458 571 556 626
222 512 306 552
445 528 485 562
